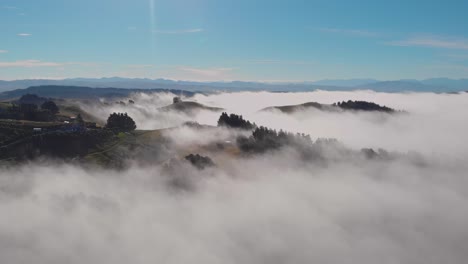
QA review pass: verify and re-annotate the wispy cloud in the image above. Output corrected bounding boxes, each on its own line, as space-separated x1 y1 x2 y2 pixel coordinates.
318 27 379 37
153 28 204 34
0 50 8 54
17 33 31 37
388 35 468 50
3 6 18 10
0 60 65 68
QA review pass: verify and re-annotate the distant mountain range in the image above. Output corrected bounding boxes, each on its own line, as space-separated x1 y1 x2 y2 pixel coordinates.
0 77 467 93
305 79 379 87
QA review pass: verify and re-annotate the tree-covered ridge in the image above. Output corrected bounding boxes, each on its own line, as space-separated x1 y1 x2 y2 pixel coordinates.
333 100 395 112
262 100 398 113
262 102 327 113
217 112 256 130
237 126 313 153
216 112 315 153
0 96 57 122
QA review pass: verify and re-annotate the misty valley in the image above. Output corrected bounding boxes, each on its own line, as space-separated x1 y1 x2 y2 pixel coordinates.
0 86 406 166
4 0 468 262
0 85 467 263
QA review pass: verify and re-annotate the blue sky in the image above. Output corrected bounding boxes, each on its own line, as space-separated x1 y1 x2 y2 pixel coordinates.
1 0 468 81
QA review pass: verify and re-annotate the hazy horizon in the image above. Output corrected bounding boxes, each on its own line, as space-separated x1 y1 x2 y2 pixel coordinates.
1 76 468 83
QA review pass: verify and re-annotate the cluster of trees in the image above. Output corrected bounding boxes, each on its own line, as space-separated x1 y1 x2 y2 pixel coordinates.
237 126 312 153
15 94 74 116
185 154 215 169
0 98 60 122
333 100 394 112
216 112 315 153
41 101 59 114
114 100 135 106
105 113 136 131
361 148 392 160
217 112 256 130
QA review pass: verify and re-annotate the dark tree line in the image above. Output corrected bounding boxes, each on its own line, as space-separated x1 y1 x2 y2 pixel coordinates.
333 100 394 112
0 95 60 122
41 101 59 114
1 103 55 122
105 112 136 131
185 154 215 169
237 126 312 153
217 112 256 130
216 112 313 153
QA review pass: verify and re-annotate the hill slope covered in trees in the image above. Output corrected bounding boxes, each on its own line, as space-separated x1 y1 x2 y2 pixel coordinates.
262 100 397 113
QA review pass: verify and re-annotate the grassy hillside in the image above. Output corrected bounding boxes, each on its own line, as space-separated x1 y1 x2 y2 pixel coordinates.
56 103 101 124
0 119 64 145
0 117 242 168
82 130 167 167
0 102 12 110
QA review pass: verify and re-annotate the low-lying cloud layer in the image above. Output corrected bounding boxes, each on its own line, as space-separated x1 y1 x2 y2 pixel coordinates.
84 90 468 157
1 152 468 264
2 90 468 263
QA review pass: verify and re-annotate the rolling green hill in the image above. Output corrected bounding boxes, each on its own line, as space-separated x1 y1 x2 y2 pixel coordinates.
0 122 238 168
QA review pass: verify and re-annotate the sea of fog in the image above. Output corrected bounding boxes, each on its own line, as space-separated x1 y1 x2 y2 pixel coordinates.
1 90 468 264
83 90 468 158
